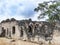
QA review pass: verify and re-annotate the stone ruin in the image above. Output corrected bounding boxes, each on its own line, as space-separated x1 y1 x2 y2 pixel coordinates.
0 18 60 43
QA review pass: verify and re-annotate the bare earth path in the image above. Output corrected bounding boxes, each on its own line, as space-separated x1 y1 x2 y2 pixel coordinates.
0 38 39 45
0 37 60 45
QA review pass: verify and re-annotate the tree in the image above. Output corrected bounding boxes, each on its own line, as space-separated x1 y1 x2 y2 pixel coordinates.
34 0 60 44
34 1 60 24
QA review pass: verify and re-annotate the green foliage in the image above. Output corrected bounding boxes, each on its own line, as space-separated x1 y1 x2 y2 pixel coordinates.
34 1 60 24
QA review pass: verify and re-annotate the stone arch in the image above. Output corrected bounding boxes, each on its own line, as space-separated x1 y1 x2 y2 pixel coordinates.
12 26 15 34
28 23 33 35
28 26 32 34
1 27 6 37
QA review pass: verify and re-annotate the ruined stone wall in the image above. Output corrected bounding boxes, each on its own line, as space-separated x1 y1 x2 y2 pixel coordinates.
53 22 60 37
0 21 20 39
0 19 60 43
18 21 53 42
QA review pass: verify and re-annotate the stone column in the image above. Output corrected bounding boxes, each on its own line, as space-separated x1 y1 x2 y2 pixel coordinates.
8 24 12 38
6 29 8 38
23 28 27 40
4 28 7 37
10 25 13 38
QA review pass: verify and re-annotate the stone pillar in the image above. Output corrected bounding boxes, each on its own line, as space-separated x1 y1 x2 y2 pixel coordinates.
21 26 25 40
9 27 12 38
8 29 11 38
5 29 8 37
10 26 12 38
4 28 7 37
5 28 10 38
15 25 20 39
23 28 27 40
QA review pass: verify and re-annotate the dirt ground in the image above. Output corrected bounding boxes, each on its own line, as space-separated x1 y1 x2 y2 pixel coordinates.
0 37 60 45
0 37 39 45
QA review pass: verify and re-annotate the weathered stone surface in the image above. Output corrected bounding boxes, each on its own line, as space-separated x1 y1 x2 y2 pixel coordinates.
0 18 60 44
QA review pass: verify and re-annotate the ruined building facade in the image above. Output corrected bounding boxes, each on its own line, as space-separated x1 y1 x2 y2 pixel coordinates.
0 18 59 42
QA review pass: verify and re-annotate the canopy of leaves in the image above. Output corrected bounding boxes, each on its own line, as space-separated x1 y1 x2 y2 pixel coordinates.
34 1 60 24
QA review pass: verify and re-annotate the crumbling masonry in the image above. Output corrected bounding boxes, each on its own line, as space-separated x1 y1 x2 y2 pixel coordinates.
0 18 60 42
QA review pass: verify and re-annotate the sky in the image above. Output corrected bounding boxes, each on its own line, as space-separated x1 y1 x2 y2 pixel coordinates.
0 0 52 21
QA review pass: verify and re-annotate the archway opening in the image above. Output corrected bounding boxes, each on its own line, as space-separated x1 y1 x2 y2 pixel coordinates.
28 26 32 35
1 27 5 37
12 26 15 34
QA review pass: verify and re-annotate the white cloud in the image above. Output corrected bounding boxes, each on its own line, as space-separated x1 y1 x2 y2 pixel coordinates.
0 0 51 22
